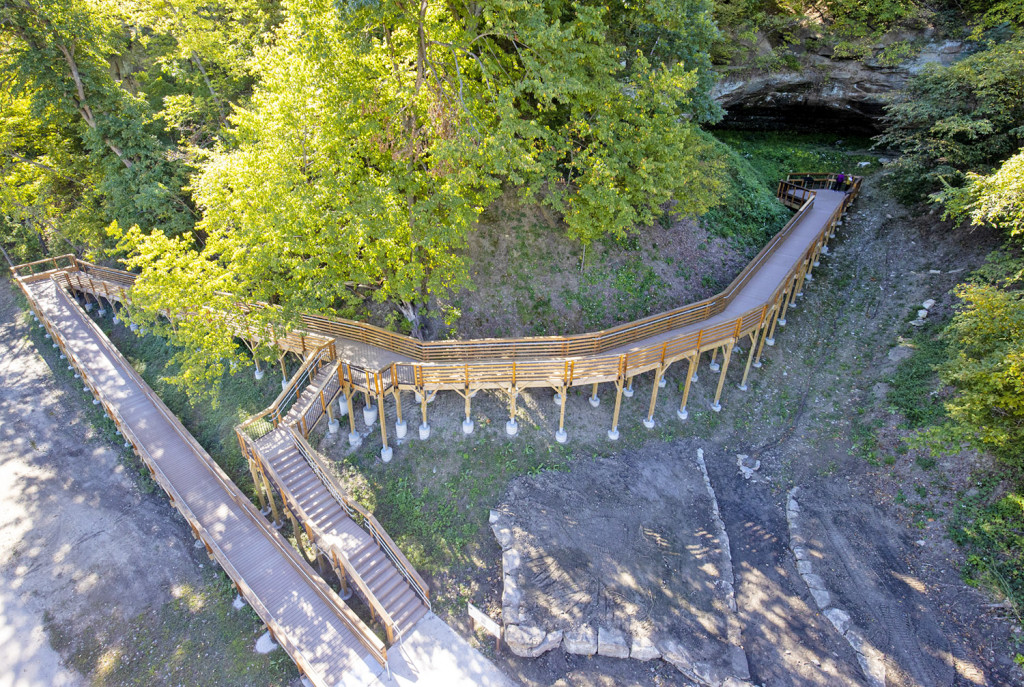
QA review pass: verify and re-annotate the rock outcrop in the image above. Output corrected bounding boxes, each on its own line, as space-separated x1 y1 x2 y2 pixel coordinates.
713 32 970 132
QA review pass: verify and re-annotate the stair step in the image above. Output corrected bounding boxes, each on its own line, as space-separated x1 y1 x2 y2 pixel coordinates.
397 601 429 630
362 557 396 587
374 571 406 603
386 588 417 618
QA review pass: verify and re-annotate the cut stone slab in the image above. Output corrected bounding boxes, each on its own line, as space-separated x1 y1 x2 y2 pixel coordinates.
504 625 543 657
502 548 522 573
630 634 661 661
563 625 597 656
825 607 851 635
809 586 832 610
598 626 629 658
491 523 514 550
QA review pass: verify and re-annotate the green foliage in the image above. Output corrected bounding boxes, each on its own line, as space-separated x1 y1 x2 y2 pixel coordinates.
887 332 948 429
937 282 1024 470
949 476 1024 622
877 37 1024 204
937 146 1024 242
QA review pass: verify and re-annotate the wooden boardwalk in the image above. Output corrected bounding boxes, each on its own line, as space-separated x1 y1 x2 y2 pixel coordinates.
12 172 860 682
17 276 389 687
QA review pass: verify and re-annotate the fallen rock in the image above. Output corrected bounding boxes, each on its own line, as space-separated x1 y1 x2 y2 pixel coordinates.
630 634 661 661
922 298 936 310
563 625 597 655
598 626 629 659
917 308 929 319
506 625 561 658
501 574 522 611
737 454 761 479
810 586 832 610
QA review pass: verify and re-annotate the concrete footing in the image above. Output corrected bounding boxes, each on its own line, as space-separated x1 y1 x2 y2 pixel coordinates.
419 423 431 440
555 428 568 444
281 378 288 391
395 420 407 439
643 417 655 429
553 393 562 406
97 309 106 316
112 317 120 324
84 303 93 312
255 631 279 654
607 427 619 440
623 386 634 398
363 405 377 426
710 362 720 372
588 395 600 407
658 377 667 388
805 273 814 281
710 401 722 412
254 368 264 380
778 318 786 326
380 446 393 463
348 432 362 448
328 418 339 434
752 361 762 368
738 383 748 392
766 338 775 346
462 418 474 434
505 419 518 436
338 396 348 416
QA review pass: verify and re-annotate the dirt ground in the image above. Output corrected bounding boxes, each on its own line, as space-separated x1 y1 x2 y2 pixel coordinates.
0 281 199 684
455 171 1023 686
0 282 299 687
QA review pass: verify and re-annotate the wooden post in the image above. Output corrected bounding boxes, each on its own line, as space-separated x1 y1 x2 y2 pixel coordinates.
279 356 287 382
678 354 696 420
332 551 351 599
259 465 282 528
710 342 734 411
739 328 761 391
709 348 719 370
509 389 517 422
556 385 568 442
377 391 389 449
644 367 664 428
609 378 624 440
345 384 357 434
420 389 429 426
777 279 797 328
590 382 599 405
464 388 472 424
244 452 268 513
624 375 634 396
394 389 403 426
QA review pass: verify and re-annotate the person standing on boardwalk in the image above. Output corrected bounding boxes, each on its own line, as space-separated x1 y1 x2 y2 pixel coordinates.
834 172 846 190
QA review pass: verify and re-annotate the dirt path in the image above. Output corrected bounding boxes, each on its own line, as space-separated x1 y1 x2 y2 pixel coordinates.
0 280 200 684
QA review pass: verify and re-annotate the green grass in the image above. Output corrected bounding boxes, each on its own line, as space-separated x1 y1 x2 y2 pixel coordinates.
950 475 1024 624
46 569 296 686
886 328 949 429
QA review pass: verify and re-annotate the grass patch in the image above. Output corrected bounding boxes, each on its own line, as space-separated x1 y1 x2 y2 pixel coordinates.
704 130 879 249
950 475 1024 625
887 329 949 429
48 570 296 686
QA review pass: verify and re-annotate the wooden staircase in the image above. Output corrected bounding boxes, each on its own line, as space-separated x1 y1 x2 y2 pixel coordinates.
247 363 430 644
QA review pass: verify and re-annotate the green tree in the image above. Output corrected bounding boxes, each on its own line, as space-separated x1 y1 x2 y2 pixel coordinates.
876 36 1024 204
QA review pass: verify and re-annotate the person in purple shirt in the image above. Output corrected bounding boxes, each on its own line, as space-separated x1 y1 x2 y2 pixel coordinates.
834 172 846 190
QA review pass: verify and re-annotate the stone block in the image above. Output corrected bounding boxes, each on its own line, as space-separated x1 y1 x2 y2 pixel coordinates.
809 586 831 609
825 607 851 635
501 575 521 610
491 524 514 550
597 626 629 659
506 625 561 658
563 625 597 655
629 634 661 661
502 548 522 573
797 560 813 575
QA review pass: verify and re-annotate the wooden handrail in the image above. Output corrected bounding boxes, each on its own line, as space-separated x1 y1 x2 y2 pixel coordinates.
34 277 388 677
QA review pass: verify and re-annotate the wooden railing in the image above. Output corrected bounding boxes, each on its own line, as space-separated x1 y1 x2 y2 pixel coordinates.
25 275 388 679
289 427 431 610
237 341 336 442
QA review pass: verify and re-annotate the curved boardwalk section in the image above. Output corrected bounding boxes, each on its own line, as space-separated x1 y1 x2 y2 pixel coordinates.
16 276 388 687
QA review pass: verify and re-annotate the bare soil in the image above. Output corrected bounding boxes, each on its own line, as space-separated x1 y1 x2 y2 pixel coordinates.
499 445 730 648
447 191 750 339
443 170 1023 686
